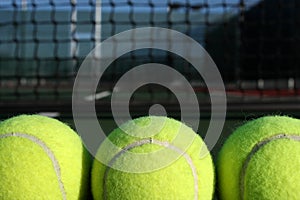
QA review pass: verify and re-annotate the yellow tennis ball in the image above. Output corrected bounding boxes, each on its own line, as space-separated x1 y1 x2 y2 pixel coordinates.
218 116 300 200
92 116 214 200
0 114 91 200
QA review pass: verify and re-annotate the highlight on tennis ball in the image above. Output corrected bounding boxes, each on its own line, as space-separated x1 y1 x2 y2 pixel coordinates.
0 114 91 200
92 116 214 200
217 116 300 200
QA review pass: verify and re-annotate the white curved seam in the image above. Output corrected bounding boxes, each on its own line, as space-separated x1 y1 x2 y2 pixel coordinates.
0 133 67 200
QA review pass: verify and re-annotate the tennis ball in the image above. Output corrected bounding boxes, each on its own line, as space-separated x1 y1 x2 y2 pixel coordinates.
0 114 91 200
217 116 300 200
92 116 214 200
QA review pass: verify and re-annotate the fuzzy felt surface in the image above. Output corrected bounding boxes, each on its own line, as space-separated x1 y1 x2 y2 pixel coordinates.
217 116 300 200
0 115 91 200
92 116 214 200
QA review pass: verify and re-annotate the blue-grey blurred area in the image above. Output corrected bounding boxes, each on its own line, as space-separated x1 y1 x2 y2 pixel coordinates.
0 9 71 77
0 0 261 85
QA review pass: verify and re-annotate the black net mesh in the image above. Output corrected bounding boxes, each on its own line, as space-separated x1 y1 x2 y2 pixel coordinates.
0 0 300 115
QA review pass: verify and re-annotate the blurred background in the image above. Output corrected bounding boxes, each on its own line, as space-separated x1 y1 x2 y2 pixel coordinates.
1 1 300 198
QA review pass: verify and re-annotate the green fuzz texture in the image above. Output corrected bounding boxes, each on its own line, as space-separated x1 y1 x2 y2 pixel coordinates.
92 116 214 200
0 115 91 200
217 116 300 200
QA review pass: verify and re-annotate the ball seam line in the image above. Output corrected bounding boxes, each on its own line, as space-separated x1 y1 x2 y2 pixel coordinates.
240 134 300 200
0 132 67 200
103 138 199 200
